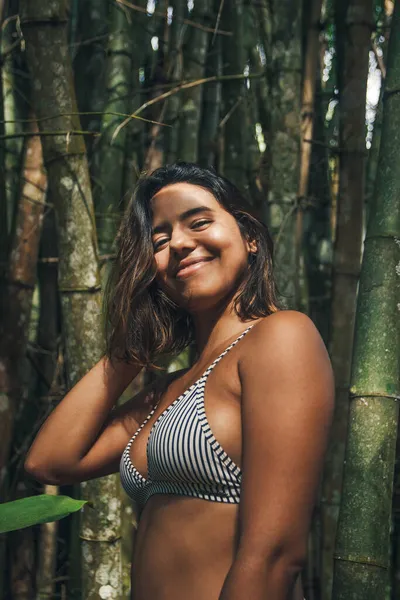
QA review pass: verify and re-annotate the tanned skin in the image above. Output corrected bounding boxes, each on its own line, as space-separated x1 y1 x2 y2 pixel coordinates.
26 183 334 599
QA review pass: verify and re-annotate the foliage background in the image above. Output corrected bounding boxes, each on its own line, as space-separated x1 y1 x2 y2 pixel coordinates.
0 0 398 599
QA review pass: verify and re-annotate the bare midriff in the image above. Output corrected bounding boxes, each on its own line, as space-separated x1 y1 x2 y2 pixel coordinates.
131 495 239 600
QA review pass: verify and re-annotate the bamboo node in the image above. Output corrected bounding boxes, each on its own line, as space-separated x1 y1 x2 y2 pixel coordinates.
334 553 388 570
349 392 400 402
37 255 117 264
43 151 87 168
99 254 117 263
19 18 69 27
58 285 102 294
383 87 400 99
79 535 122 543
94 212 121 221
0 276 35 290
37 257 59 264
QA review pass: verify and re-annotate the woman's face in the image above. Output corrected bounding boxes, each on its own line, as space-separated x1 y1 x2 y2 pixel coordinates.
151 183 255 312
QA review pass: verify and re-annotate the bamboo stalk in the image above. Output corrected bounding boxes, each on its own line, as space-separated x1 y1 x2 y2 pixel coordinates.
1 116 46 600
177 0 212 162
305 70 333 347
365 2 392 224
37 485 59 600
257 0 302 309
244 2 264 208
393 432 400 599
221 0 248 192
20 2 123 597
198 3 222 168
0 30 6 269
0 12 7 597
1 15 24 239
246 72 263 208
142 0 168 172
93 1 133 268
0 118 46 486
332 4 400 597
35 203 61 600
164 0 185 164
320 2 374 598
121 0 148 200
73 0 108 156
296 0 323 317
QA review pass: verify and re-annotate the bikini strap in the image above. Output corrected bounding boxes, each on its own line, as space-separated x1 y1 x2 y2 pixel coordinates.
203 324 255 377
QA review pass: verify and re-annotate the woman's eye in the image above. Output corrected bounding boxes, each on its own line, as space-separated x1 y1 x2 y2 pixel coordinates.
153 220 211 249
191 219 211 229
153 238 168 250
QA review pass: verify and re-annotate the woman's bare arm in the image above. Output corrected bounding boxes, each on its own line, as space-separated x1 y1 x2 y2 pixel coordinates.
219 310 334 600
24 357 145 485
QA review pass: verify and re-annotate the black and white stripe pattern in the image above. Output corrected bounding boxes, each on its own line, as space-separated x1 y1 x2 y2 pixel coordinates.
120 325 254 514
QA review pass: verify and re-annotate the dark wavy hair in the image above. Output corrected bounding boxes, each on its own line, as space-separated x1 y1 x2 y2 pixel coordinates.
103 162 281 367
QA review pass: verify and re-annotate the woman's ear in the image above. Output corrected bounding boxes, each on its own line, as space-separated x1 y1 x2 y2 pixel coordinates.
246 239 258 254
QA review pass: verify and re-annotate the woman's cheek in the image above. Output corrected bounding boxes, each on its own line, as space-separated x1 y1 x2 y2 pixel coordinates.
154 253 168 277
207 224 246 257
205 224 233 246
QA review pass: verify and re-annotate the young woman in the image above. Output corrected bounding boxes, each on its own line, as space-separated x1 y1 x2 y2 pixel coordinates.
25 163 334 600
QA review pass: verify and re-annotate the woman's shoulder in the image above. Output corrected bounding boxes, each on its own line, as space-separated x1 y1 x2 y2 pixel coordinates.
240 310 329 373
247 309 319 341
238 309 334 411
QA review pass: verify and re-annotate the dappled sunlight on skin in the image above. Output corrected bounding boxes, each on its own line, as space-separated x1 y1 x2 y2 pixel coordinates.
115 175 325 600
150 183 254 315
131 496 240 599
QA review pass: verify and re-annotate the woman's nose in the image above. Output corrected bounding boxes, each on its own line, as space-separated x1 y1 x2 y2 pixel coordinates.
169 227 196 252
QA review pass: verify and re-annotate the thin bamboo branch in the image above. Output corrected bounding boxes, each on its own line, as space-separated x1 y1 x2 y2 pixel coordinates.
0 130 100 140
212 0 225 45
111 71 263 142
115 0 232 35
0 38 22 65
1 110 170 126
218 96 243 128
1 14 19 31
372 39 386 79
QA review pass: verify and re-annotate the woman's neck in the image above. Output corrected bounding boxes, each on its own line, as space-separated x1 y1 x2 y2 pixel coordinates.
192 304 254 361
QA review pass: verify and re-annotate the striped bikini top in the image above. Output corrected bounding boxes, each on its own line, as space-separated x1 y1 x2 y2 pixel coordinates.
120 325 254 514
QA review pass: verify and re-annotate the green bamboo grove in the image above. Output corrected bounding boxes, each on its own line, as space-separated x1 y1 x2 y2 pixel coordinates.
0 0 398 598
332 0 400 597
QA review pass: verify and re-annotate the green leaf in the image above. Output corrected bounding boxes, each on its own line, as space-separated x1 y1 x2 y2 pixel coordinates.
0 494 88 533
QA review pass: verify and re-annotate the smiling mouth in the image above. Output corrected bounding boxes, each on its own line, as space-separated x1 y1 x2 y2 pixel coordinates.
175 259 214 279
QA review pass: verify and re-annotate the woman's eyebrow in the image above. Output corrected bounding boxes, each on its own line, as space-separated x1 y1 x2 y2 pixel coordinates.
152 206 214 234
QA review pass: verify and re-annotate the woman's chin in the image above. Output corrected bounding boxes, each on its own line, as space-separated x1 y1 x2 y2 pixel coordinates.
179 288 234 314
